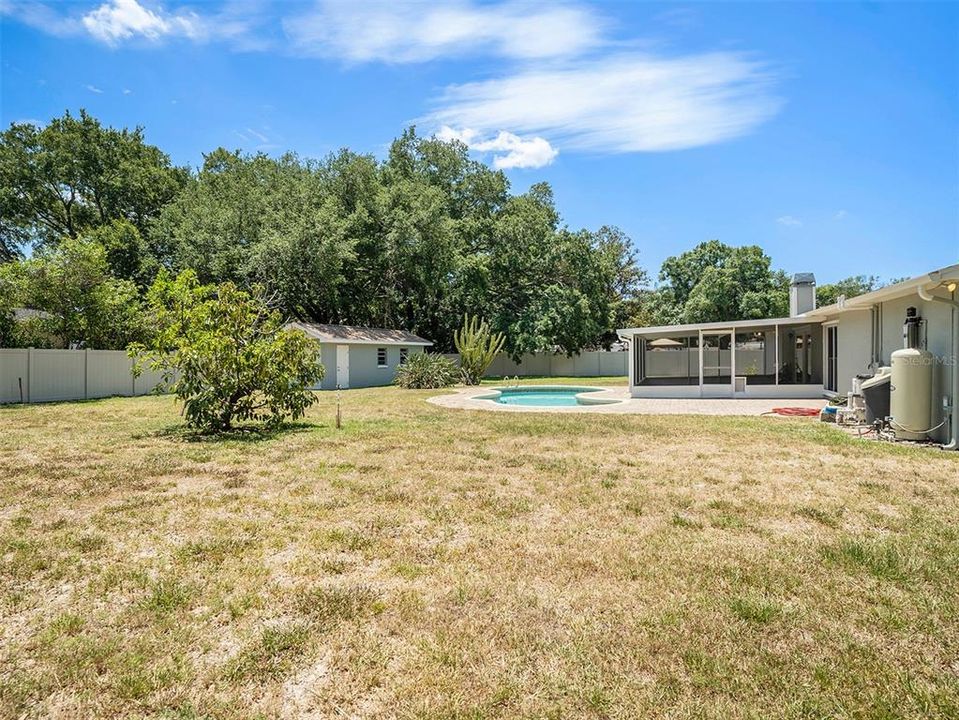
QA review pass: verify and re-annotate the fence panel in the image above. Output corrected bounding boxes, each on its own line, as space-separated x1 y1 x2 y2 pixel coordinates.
0 349 29 403
1 348 628 404
28 349 86 403
87 350 135 398
438 351 628 379
599 351 628 376
0 348 174 404
134 366 169 396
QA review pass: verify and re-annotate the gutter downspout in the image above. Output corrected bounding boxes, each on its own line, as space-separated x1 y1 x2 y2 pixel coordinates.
918 282 959 450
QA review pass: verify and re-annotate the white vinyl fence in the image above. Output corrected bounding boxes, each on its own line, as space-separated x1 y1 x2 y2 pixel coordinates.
441 351 627 378
1 348 167 404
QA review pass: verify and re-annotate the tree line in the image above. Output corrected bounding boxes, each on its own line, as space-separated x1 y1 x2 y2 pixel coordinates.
0 110 882 355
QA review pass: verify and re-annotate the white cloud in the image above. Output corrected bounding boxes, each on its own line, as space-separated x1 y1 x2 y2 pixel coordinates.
777 215 802 227
428 53 781 154
245 127 269 143
834 209 848 220
81 0 202 45
0 1 82 36
122 88 132 94
85 84 104 94
437 126 557 169
283 1 605 63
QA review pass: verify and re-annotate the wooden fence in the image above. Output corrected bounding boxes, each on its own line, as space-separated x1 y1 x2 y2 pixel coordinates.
0 348 167 404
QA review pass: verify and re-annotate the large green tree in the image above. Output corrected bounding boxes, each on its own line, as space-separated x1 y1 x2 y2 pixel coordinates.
0 110 187 260
816 275 880 307
647 240 788 325
0 236 146 349
156 128 631 356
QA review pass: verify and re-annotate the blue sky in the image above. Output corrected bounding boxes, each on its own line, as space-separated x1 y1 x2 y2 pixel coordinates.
2 0 957 284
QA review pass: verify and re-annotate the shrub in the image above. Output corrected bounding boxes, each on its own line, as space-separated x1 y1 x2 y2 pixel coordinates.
453 314 504 385
130 270 323 432
394 352 458 389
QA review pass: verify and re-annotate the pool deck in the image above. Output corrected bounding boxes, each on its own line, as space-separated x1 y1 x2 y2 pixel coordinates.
428 386 828 416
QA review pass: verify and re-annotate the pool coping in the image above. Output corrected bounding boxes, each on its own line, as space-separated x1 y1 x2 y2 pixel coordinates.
427 385 829 416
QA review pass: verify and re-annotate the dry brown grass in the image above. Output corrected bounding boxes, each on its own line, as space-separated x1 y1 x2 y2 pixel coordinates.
1 380 958 719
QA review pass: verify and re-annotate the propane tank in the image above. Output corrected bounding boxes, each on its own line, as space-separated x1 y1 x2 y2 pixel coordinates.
890 307 933 441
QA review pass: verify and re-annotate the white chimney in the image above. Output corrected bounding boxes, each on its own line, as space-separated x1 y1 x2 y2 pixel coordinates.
790 273 816 316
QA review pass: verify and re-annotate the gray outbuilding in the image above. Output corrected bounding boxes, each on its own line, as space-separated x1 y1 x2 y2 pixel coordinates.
287 322 432 390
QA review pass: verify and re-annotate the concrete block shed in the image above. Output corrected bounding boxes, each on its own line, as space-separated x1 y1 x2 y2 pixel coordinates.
286 322 432 390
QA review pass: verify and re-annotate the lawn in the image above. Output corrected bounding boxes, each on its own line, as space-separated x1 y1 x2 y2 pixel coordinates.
2 380 958 719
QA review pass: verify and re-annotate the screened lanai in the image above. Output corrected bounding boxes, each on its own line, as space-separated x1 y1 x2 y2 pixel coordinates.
621 318 824 399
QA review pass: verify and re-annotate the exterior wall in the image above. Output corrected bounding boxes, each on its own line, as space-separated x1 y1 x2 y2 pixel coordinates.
0 348 167 404
315 344 337 390
831 310 873 396
825 290 956 443
314 343 425 389
880 294 953 443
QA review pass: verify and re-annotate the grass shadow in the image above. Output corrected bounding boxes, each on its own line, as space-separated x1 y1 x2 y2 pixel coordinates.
135 420 318 444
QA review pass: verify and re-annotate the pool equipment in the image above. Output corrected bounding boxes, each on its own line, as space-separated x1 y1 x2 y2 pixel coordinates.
861 367 891 425
889 307 934 441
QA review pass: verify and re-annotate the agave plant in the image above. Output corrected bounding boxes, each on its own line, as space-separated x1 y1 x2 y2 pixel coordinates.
454 314 505 385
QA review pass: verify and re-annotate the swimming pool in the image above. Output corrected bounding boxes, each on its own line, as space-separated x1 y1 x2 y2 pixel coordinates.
476 386 621 407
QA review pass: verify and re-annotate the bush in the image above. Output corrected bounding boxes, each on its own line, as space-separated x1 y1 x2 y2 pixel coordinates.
394 353 458 389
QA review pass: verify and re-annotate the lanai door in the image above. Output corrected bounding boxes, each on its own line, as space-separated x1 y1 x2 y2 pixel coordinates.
701 332 733 398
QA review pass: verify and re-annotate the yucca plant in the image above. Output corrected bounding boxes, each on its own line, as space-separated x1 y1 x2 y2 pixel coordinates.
454 314 505 385
394 352 458 389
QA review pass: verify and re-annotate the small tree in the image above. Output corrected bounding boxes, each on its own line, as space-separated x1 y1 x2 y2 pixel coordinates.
130 270 323 432
454 314 505 385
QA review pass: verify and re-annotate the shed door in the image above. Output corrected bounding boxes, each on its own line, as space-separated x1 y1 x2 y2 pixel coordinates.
335 345 350 389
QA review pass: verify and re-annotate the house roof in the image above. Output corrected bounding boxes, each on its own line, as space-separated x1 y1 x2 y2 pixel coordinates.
287 322 432 346
618 315 817 338
805 262 959 318
618 262 959 338
12 308 52 321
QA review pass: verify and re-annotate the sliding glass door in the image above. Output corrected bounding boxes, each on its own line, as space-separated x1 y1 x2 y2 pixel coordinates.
825 325 838 393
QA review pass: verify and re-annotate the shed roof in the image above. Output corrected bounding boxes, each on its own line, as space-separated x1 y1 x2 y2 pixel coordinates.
287 322 432 346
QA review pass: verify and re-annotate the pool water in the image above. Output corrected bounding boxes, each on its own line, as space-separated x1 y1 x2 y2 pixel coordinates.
483 386 611 407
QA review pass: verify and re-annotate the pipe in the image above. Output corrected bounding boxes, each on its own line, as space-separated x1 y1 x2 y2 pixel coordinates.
918 281 959 450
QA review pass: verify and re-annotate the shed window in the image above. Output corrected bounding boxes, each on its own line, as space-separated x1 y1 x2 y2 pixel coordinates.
399 348 409 365
377 348 388 367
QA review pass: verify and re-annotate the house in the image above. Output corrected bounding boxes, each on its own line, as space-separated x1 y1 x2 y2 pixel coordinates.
287 322 432 390
618 263 959 446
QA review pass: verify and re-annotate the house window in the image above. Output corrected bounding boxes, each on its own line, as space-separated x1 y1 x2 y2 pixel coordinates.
399 348 409 365
377 348 388 367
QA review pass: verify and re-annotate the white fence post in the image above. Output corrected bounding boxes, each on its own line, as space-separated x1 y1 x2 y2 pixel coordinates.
84 348 90 400
26 347 33 403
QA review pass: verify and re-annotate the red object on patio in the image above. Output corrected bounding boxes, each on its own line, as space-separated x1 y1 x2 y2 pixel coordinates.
769 407 821 417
